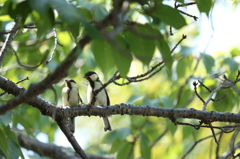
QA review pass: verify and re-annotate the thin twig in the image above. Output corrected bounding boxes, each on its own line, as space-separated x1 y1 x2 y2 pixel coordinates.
209 123 219 145
11 48 48 70
171 34 187 53
201 71 240 110
150 128 168 147
215 132 223 158
181 131 222 159
175 2 196 8
177 9 198 21
193 81 205 104
197 80 212 92
46 28 60 64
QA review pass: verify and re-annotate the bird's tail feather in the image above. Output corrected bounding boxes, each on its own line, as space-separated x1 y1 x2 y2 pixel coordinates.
102 117 112 131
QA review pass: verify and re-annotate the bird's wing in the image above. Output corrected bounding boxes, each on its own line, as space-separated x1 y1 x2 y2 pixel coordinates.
105 89 110 105
78 93 83 104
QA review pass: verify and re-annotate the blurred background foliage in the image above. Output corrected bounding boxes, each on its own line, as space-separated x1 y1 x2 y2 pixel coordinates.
0 0 240 159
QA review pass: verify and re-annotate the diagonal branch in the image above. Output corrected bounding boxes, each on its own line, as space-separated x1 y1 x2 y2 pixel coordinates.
14 129 114 159
0 22 19 65
57 120 89 159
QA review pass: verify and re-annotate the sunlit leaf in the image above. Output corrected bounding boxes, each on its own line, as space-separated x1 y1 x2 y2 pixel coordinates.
222 58 238 72
201 53 215 74
176 57 193 78
196 0 212 16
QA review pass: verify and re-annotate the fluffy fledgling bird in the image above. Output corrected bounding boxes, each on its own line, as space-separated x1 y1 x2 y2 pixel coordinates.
84 71 112 131
62 79 82 133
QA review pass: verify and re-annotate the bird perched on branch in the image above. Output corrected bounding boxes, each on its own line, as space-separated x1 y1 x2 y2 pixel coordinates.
84 71 112 131
62 79 82 133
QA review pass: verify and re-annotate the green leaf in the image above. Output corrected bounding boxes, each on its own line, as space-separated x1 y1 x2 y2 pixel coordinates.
156 38 172 71
200 53 215 74
196 0 212 16
103 127 132 143
176 57 193 79
124 25 155 65
160 96 174 108
28 0 54 37
0 127 9 158
77 7 94 21
213 89 236 112
8 129 24 159
92 4 108 21
0 126 23 159
50 0 79 25
117 141 133 159
28 0 50 15
50 0 80 39
230 48 240 57
130 116 147 128
111 35 132 77
151 4 187 29
8 1 32 24
168 122 178 135
126 95 145 104
0 111 12 126
140 132 151 159
223 58 238 72
91 39 115 74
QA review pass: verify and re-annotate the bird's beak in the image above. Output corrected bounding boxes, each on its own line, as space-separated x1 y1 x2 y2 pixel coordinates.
84 75 88 79
65 79 71 87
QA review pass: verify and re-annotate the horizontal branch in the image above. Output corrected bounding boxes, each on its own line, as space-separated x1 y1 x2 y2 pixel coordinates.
66 104 240 124
1 75 240 124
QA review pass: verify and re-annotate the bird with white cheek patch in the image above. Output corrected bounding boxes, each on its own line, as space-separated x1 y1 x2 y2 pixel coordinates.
84 71 112 131
62 79 83 133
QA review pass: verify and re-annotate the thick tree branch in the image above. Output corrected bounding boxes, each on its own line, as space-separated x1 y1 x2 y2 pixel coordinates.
14 130 114 159
1 76 240 124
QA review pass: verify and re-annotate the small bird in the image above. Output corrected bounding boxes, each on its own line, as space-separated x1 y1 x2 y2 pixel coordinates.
84 71 112 131
62 79 82 133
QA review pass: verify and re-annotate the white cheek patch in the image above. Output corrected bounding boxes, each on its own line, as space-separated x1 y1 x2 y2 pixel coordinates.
90 74 98 81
